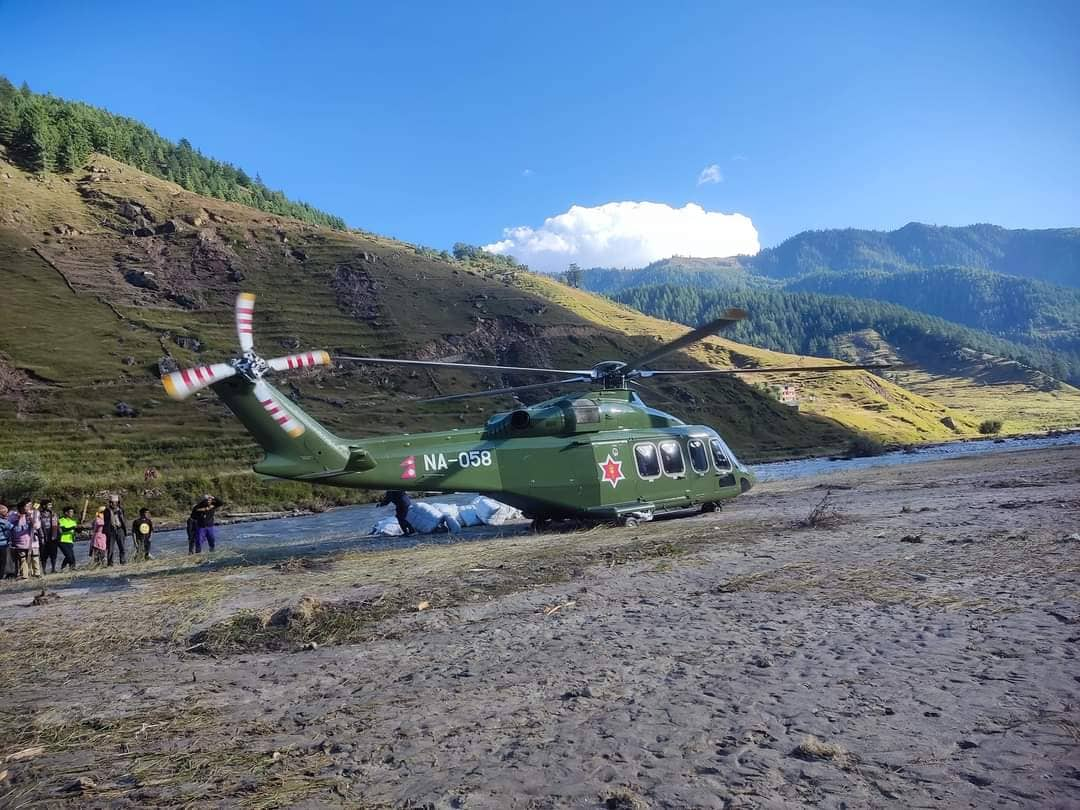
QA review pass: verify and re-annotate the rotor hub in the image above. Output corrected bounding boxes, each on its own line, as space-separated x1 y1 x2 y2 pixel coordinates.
233 351 270 382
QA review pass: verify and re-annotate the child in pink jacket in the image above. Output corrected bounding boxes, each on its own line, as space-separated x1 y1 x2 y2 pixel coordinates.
89 509 107 566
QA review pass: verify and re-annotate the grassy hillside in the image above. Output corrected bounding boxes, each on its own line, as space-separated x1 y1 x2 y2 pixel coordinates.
0 151 917 519
832 329 1080 432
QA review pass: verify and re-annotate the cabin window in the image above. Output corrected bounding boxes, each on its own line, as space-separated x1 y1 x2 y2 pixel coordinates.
659 440 685 476
710 438 733 472
688 440 709 473
572 399 600 425
634 443 660 479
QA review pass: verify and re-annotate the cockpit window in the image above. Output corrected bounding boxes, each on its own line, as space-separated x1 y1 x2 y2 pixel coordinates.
710 438 733 472
659 440 685 475
634 443 660 479
688 440 709 473
572 399 600 424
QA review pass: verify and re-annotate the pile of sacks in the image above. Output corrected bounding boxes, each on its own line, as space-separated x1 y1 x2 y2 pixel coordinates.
370 496 523 536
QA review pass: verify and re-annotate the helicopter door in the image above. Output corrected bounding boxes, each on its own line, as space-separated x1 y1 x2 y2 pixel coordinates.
686 438 715 502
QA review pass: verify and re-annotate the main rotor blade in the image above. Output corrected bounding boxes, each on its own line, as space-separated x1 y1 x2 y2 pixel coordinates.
267 351 332 372
162 363 237 400
637 362 909 377
621 308 747 374
420 376 590 404
336 355 590 376
236 292 256 352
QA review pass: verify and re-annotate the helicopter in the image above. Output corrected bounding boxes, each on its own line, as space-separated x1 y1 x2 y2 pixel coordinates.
163 293 895 528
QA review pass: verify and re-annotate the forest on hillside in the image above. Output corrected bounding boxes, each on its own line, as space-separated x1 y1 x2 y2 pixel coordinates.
786 267 1080 356
0 76 345 229
612 284 1080 385
744 222 1080 287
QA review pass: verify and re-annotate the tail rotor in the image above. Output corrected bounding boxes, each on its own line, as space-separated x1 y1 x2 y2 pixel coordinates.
162 293 332 438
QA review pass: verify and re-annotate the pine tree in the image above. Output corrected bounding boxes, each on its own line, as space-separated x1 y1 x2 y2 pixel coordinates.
15 102 56 172
0 97 20 145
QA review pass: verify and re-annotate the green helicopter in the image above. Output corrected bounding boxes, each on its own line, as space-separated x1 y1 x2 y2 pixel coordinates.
163 293 890 527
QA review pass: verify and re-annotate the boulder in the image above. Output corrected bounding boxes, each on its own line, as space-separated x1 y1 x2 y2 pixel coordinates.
155 219 180 235
119 201 142 220
115 401 138 418
173 334 203 352
157 356 179 375
123 270 159 290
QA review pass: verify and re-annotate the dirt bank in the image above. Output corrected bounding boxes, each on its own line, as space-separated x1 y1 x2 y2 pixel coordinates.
1 446 1078 808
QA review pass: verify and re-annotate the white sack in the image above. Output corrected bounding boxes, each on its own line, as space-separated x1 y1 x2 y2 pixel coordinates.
370 516 404 536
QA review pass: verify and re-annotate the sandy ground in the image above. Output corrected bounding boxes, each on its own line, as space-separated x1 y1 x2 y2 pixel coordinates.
1 446 1078 809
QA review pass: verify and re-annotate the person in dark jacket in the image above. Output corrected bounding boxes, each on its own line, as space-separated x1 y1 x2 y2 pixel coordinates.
103 494 128 566
186 514 196 555
378 490 414 535
38 499 60 574
190 495 224 553
132 508 154 561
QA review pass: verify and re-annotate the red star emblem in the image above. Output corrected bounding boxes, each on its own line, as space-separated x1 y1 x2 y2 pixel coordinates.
598 454 624 488
400 456 416 480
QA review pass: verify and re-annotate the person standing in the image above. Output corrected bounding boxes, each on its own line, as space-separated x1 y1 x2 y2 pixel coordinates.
9 500 40 580
132 508 154 561
28 501 43 578
186 513 196 555
379 490 415 535
58 506 79 571
89 508 107 566
103 494 128 566
190 495 224 553
0 503 11 579
38 499 60 574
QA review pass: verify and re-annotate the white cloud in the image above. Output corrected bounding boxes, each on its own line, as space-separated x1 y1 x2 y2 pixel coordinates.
697 164 723 185
483 201 760 272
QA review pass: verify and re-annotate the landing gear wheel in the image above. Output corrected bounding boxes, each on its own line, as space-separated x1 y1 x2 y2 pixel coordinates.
622 516 640 528
530 518 551 532
700 502 721 513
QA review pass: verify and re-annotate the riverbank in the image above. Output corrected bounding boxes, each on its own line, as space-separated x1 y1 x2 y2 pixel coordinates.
1 444 1078 807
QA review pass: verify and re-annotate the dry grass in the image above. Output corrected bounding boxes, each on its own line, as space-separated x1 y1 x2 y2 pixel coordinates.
794 735 855 769
0 705 341 808
796 490 847 529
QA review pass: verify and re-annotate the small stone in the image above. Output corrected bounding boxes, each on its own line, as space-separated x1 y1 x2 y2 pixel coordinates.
66 776 96 793
115 401 138 418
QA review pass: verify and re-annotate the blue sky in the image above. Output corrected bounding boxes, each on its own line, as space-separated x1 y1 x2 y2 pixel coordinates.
2 1 1077 268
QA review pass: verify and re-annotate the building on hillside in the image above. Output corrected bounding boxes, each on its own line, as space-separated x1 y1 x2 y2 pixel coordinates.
772 383 800 408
